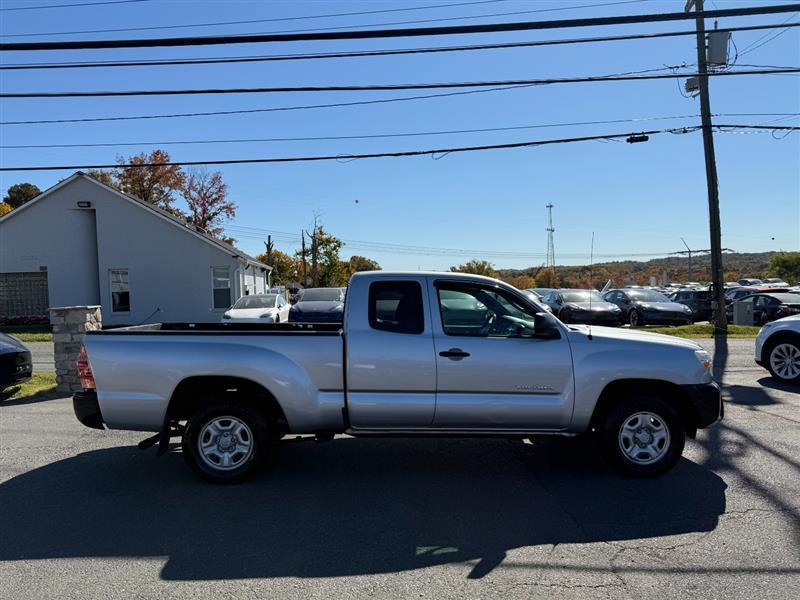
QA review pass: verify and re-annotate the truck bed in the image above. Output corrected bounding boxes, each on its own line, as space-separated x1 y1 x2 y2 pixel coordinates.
94 322 342 335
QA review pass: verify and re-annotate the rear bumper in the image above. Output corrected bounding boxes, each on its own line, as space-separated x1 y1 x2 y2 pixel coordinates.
681 382 723 428
73 390 104 430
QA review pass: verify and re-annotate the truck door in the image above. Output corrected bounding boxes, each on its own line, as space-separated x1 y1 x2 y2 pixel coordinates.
429 278 574 430
345 278 437 429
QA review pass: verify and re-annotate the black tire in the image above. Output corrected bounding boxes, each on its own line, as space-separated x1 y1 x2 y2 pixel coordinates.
598 394 685 477
182 400 270 484
628 310 643 327
764 336 800 384
275 315 281 323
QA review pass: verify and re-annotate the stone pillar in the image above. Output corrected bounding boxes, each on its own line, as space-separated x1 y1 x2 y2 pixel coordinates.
49 306 102 394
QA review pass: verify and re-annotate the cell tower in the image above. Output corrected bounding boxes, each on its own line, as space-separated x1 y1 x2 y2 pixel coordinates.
545 203 556 270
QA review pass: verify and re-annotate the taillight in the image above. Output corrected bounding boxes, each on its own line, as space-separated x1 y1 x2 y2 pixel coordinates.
77 345 96 391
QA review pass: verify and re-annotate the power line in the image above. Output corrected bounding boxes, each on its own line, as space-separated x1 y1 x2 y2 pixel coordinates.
739 13 799 56
0 84 541 126
0 127 694 171
4 113 797 149
3 67 797 98
0 0 150 11
2 4 798 51
3 22 797 71
4 124 794 172
0 1 646 38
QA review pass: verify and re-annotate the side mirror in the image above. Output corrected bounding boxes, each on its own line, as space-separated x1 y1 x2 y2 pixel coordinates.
534 314 561 339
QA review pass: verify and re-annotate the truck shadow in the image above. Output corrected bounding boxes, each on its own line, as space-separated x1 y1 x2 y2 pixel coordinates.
0 436 726 581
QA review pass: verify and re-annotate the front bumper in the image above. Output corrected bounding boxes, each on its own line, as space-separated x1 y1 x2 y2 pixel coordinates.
681 382 723 428
73 390 104 429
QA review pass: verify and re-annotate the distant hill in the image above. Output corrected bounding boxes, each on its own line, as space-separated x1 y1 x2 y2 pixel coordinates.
497 252 776 288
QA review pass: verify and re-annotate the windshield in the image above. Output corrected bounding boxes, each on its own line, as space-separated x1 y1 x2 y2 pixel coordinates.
627 290 671 302
299 288 343 302
561 290 604 303
232 295 276 309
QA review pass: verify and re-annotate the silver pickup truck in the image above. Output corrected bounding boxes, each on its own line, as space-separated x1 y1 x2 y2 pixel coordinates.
74 271 722 483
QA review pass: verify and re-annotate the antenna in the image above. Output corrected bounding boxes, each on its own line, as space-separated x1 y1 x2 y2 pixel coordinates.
588 232 595 341
545 203 556 276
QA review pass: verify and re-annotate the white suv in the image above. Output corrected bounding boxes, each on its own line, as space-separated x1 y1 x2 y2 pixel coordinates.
755 314 800 384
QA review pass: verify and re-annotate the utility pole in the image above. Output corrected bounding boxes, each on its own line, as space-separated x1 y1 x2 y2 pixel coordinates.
311 229 319 287
300 230 307 287
681 237 693 282
687 0 727 332
264 235 273 266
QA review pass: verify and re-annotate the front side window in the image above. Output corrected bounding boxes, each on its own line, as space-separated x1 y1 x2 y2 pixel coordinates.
437 282 551 338
212 266 231 309
369 281 424 334
110 269 130 312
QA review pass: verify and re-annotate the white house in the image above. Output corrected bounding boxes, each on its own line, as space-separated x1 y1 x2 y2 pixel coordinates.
0 172 271 326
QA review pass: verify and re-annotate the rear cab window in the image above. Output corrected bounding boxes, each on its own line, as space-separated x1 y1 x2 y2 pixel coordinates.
368 281 425 334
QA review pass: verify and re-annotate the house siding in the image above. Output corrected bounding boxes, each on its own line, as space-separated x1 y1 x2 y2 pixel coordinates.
0 174 268 325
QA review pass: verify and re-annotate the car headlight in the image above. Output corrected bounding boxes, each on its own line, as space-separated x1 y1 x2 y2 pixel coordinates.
694 349 712 370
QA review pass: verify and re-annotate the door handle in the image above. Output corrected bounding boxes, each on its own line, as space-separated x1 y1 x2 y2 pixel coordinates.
439 348 470 359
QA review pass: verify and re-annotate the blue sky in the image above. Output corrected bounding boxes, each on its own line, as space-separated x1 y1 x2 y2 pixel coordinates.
1 0 798 270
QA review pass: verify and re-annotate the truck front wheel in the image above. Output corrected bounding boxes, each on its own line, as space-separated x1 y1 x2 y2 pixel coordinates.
182 400 270 484
599 395 685 477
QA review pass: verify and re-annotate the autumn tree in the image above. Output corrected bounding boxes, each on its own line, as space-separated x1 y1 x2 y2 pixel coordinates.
450 259 497 278
3 182 41 209
85 169 119 190
503 274 535 290
179 167 235 237
115 149 185 211
0 202 12 217
256 249 298 286
534 267 558 288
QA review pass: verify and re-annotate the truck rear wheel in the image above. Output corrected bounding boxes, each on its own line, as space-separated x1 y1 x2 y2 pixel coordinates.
599 395 685 477
182 400 269 484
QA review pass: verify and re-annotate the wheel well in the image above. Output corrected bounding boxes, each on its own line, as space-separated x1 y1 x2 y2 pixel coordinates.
167 376 288 432
764 331 800 354
590 379 700 437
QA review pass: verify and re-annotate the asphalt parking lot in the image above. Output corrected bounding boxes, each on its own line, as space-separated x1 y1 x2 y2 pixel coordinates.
1 338 798 599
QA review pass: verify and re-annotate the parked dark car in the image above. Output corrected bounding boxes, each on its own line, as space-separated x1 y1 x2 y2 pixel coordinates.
737 278 763 286
603 288 693 327
725 286 777 304
0 333 32 393
669 289 712 322
288 287 346 323
726 292 800 325
541 289 622 325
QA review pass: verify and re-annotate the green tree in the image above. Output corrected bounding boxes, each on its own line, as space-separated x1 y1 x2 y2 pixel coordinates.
449 259 497 278
3 182 41 209
346 255 381 273
767 252 800 284
115 149 185 210
296 226 346 287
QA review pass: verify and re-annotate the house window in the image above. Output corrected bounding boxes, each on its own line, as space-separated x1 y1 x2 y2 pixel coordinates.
212 266 231 309
110 269 130 312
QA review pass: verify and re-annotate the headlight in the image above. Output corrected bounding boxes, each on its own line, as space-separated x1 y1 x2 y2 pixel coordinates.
694 349 712 370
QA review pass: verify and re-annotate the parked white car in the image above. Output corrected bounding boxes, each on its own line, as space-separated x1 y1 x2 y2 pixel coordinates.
755 314 800 384
222 293 290 323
